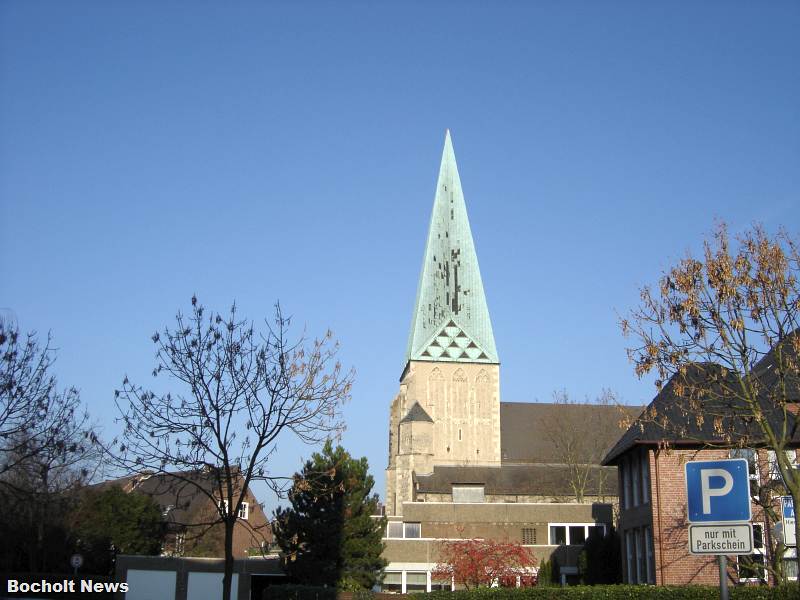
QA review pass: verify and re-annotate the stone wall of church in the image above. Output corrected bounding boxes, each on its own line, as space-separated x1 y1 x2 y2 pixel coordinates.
385 360 501 516
401 360 500 465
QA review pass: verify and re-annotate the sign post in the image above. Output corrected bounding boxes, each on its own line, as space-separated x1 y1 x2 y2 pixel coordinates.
70 553 83 575
685 459 753 600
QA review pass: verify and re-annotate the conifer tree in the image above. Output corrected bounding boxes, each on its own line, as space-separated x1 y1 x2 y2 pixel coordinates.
273 441 386 590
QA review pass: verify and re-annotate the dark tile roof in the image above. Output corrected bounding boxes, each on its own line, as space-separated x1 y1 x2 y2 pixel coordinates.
96 469 241 527
499 402 643 464
401 402 434 424
602 361 800 466
751 332 800 400
414 464 616 497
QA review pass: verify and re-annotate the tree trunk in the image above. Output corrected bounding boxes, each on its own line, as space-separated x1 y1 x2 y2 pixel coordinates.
222 519 235 600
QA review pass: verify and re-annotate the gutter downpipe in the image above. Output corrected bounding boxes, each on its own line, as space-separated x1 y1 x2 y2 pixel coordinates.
654 447 665 585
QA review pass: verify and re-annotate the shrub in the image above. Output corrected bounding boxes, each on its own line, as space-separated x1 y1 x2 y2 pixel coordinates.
420 584 799 600
264 584 338 600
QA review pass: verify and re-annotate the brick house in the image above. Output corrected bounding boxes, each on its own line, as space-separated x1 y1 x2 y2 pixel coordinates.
104 469 273 558
602 362 800 586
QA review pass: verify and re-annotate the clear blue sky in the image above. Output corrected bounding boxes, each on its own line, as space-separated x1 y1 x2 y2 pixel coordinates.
2 1 798 511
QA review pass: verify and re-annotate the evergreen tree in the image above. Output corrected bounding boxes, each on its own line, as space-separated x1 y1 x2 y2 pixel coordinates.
273 441 386 590
581 526 622 584
70 486 164 574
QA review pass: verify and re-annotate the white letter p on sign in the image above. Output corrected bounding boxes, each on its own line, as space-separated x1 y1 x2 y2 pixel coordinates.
700 468 734 513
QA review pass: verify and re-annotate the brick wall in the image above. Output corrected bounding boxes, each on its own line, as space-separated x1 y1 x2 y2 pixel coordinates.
618 445 791 587
648 448 729 585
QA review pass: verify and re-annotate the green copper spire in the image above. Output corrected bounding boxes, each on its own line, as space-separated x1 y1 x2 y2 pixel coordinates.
406 131 498 364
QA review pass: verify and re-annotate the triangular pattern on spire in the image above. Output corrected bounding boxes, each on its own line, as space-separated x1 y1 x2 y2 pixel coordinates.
406 131 498 364
415 318 494 363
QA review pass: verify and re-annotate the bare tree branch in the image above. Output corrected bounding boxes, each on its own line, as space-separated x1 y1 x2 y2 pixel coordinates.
106 298 353 600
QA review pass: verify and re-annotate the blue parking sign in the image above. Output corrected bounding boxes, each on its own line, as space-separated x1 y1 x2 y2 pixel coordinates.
685 459 752 523
783 496 795 520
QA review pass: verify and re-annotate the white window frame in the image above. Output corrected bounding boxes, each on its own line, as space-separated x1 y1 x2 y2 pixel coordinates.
768 450 797 481
737 522 767 583
219 500 249 520
404 571 427 592
386 522 404 538
784 547 798 582
730 448 759 499
381 571 403 593
548 522 607 546
403 522 421 538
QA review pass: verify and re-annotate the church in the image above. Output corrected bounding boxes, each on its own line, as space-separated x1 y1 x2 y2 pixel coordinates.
381 131 636 592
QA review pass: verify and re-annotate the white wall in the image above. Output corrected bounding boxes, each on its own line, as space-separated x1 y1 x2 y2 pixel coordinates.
187 572 240 600
125 569 176 600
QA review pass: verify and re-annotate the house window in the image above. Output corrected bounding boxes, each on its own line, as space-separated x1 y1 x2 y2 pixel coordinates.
219 500 249 520
730 448 759 497
386 522 403 538
405 572 427 592
588 525 605 539
550 525 567 545
625 530 634 583
641 451 651 504
631 453 640 507
522 528 536 545
549 523 606 546
452 485 485 503
623 458 632 509
768 450 797 481
403 522 421 538
634 528 643 583
569 526 586 545
644 526 655 584
785 548 798 581
737 523 766 583
381 572 402 593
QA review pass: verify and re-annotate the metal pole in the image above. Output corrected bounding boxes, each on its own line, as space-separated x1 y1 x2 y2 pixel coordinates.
719 555 729 600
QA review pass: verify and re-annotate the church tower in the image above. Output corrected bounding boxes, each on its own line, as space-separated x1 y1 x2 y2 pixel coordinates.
386 131 501 516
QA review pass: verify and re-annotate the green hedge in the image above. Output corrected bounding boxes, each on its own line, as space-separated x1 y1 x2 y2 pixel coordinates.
264 584 800 600
265 584 339 600
421 585 799 600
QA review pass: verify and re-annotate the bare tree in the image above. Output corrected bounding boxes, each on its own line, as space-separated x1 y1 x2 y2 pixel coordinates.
541 389 631 502
621 223 800 584
1 319 94 480
111 298 353 600
0 319 99 570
